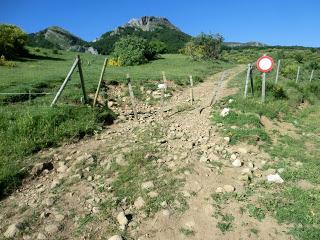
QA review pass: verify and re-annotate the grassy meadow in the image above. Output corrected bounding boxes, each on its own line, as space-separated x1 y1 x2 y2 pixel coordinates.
0 47 233 196
212 47 320 239
0 48 232 101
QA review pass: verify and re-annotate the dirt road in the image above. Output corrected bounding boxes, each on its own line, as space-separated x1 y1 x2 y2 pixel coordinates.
0 65 290 240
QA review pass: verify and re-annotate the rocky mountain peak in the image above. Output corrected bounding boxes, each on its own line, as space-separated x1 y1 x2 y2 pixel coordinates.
121 16 180 32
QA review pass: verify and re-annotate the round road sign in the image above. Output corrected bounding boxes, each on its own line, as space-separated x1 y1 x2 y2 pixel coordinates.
256 56 274 73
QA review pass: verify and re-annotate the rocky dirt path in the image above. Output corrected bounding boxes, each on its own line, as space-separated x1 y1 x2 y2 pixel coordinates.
136 66 290 240
0 65 291 240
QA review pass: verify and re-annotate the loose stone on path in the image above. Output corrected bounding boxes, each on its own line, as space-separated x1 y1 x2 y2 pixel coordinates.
117 211 128 229
141 181 154 190
134 196 146 209
4 222 22 238
108 235 123 240
232 159 242 167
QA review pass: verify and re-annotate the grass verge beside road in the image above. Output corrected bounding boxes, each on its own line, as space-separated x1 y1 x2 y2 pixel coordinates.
211 64 320 239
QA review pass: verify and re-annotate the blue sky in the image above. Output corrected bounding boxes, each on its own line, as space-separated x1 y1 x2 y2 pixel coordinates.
1 0 320 47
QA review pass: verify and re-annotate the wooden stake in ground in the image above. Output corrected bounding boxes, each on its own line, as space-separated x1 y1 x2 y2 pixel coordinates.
244 64 251 98
77 55 88 104
261 72 266 103
296 66 301 83
309 69 314 82
250 65 254 96
189 75 194 105
275 59 281 84
93 58 108 107
160 87 164 109
162 71 167 92
51 56 80 106
127 74 138 121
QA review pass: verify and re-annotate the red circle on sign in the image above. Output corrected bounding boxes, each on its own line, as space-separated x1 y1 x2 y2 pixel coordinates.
256 56 274 73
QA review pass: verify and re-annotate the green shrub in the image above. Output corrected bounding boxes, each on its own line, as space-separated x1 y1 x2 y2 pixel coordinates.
183 33 223 61
150 39 167 54
272 85 287 99
308 61 319 70
111 36 156 66
294 53 304 63
306 83 320 96
0 24 28 59
52 49 59 54
281 63 299 78
0 55 16 67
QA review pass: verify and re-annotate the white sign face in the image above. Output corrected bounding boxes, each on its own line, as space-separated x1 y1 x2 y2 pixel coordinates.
259 58 273 71
257 56 274 73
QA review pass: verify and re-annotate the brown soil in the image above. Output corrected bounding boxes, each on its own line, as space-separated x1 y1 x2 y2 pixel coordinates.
0 65 291 240
260 116 299 143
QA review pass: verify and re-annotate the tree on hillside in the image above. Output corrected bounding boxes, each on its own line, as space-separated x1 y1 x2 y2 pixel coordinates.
183 33 224 61
111 36 156 66
0 24 28 59
150 39 167 54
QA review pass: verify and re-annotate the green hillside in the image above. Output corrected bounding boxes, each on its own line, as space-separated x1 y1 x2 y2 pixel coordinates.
26 17 191 55
93 17 191 54
27 26 89 51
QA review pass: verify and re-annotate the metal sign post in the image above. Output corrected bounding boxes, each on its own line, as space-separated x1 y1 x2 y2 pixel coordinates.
256 55 274 103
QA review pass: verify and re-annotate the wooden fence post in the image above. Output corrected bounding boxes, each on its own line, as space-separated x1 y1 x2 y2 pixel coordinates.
250 65 254 96
93 58 108 107
275 59 281 84
51 57 79 106
160 87 164 110
296 66 300 83
127 74 138 121
262 73 266 103
162 71 167 92
244 64 251 98
189 75 194 105
309 69 314 82
77 55 88 104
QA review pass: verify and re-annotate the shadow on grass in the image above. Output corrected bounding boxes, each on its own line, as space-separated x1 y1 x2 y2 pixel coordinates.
0 170 28 200
16 53 65 62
